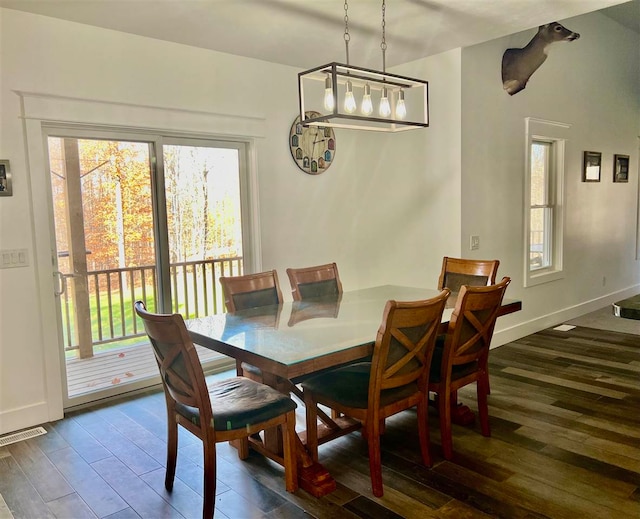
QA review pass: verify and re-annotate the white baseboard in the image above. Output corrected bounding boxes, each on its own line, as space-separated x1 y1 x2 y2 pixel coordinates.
492 284 640 348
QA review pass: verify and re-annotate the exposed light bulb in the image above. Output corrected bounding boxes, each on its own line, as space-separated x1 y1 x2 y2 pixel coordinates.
379 86 391 117
361 83 373 115
396 89 406 119
323 76 335 111
344 80 356 113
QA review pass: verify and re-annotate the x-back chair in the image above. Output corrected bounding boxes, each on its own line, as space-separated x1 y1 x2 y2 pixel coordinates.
134 301 298 518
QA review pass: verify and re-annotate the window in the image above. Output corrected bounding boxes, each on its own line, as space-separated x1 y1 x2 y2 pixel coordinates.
529 140 553 271
524 118 569 287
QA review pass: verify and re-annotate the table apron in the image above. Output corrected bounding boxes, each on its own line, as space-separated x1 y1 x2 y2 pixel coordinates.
188 331 373 380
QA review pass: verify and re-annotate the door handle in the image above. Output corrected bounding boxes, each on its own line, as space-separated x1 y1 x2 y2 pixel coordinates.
53 271 67 296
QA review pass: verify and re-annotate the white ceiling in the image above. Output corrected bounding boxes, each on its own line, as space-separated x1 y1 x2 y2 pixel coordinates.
0 0 637 69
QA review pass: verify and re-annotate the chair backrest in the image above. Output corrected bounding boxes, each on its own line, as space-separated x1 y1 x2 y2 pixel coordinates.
134 301 214 430
441 277 511 370
286 262 343 301
437 256 500 292
220 270 284 312
368 289 450 405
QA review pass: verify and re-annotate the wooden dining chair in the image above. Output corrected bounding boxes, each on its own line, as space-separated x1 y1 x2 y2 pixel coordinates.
220 269 284 313
286 262 346 418
428 277 511 460
437 257 500 394
219 270 283 378
220 269 319 414
302 289 451 497
134 301 298 518
438 257 500 292
286 262 343 301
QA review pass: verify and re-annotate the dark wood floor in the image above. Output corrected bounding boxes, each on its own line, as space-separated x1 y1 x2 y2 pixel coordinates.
1 325 639 518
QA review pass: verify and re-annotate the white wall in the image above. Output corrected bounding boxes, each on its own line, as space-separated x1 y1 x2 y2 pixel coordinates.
0 7 638 435
461 12 640 337
0 9 461 433
346 49 463 288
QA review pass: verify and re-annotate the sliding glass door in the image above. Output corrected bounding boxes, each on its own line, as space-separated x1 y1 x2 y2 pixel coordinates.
46 128 250 406
161 140 246 315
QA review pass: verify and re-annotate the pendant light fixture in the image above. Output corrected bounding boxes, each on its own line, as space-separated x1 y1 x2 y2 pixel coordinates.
298 0 429 132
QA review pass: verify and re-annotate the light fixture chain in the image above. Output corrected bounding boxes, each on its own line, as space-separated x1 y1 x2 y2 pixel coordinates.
298 0 428 131
344 0 350 65
380 0 387 72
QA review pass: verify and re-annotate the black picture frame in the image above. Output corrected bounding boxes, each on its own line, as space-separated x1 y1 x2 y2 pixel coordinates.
583 151 601 182
613 154 629 183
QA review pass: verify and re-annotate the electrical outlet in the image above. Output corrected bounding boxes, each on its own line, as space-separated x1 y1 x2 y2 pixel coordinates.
470 235 480 250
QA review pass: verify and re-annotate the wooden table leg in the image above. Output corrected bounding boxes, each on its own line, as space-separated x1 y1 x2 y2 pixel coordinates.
430 391 476 426
294 435 336 497
450 402 475 425
449 389 475 425
259 372 286 454
258 372 337 496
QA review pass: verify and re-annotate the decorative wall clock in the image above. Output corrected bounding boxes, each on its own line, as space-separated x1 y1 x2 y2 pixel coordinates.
289 111 336 175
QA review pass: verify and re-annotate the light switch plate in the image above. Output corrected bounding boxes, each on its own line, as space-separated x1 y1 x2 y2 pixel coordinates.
0 249 29 268
470 235 480 250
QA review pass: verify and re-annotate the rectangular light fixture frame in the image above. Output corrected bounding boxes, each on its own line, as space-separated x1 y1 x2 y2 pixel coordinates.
298 62 429 132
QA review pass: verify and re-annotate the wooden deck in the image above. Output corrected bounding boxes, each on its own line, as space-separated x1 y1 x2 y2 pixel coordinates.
65 342 223 398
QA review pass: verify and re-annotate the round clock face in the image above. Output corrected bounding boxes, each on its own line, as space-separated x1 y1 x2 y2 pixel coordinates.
289 111 336 175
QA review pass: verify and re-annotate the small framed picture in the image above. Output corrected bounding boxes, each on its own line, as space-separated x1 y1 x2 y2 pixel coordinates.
583 151 601 182
613 154 629 183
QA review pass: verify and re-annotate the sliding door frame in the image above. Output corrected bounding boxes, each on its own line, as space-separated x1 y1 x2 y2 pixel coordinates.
40 123 258 409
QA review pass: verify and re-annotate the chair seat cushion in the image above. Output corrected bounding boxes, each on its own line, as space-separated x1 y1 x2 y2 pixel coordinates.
291 355 372 385
175 377 296 431
429 342 478 383
301 362 418 409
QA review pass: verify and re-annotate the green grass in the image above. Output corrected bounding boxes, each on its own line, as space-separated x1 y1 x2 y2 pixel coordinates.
62 284 158 357
61 283 222 358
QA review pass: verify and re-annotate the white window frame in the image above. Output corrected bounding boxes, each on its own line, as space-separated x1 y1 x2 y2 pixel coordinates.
524 118 569 287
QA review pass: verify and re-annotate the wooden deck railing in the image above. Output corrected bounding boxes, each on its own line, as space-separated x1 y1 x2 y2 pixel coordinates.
60 257 243 354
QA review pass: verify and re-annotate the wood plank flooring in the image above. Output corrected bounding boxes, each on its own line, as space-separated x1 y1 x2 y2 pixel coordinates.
1 325 638 518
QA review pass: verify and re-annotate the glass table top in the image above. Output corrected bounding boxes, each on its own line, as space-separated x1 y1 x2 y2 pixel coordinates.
186 285 456 369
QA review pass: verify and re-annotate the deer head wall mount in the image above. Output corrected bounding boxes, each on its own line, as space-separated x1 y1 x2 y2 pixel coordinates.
501 22 580 96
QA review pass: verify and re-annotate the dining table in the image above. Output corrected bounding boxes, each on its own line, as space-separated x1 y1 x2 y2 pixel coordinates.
186 284 522 496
